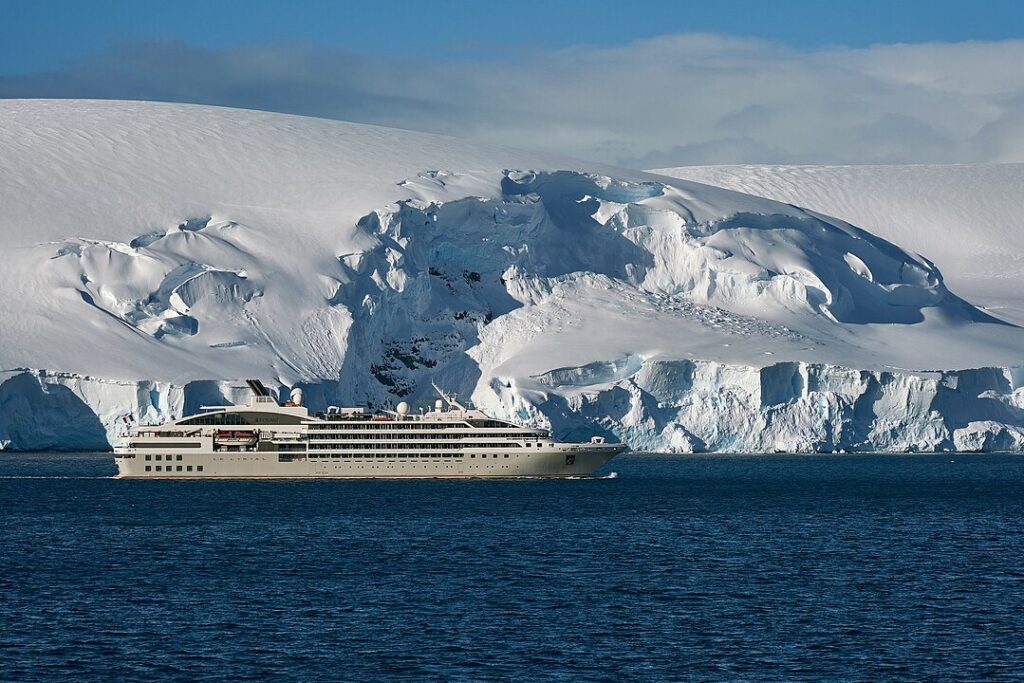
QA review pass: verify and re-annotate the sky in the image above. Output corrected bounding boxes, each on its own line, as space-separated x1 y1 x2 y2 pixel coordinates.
3 0 1024 167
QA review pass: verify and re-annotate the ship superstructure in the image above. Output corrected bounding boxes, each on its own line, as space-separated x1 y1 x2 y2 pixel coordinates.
114 382 624 478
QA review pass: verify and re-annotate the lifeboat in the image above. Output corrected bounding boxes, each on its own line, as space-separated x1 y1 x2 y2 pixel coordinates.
214 430 258 447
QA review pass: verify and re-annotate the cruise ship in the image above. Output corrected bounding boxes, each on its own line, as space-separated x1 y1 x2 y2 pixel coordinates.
114 381 625 478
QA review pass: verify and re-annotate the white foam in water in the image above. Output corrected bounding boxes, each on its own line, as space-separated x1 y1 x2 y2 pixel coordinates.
0 476 110 479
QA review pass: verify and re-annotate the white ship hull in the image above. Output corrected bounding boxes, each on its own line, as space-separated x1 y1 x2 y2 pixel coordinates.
115 445 621 479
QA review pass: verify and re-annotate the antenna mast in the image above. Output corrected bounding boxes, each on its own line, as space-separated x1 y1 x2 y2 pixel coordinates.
431 381 466 411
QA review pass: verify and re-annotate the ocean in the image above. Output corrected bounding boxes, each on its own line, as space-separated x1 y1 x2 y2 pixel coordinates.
3 453 1024 681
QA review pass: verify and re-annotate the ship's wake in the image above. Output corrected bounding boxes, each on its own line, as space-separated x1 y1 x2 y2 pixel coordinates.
563 471 618 480
0 475 112 480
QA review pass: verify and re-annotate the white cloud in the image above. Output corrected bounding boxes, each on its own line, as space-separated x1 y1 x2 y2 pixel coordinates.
2 35 1023 166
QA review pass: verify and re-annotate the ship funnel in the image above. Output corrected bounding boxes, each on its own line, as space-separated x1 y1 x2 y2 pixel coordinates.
246 379 270 397
289 387 304 406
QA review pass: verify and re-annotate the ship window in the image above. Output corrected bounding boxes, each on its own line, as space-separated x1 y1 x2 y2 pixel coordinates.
186 466 193 471
155 454 162 461
145 454 151 461
197 465 204 472
504 454 509 458
177 465 183 471
178 412 251 426
176 454 183 461
145 466 151 472
155 465 162 471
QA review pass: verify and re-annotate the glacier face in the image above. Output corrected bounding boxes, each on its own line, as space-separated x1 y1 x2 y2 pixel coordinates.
0 371 257 451
476 360 1024 453
2 101 1023 452
3 362 1024 453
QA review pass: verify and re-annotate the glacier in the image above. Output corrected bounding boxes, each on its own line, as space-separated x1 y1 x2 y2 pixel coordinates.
4 363 1023 453
1 100 1023 452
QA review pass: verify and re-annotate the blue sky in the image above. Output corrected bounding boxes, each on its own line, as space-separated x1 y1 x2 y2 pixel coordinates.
5 0 1023 73
2 1 1024 166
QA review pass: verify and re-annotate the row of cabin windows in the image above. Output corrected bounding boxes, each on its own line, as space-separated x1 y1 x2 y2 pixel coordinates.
144 465 203 472
322 422 463 430
309 442 523 450
309 422 515 430
177 413 305 426
307 432 523 440
143 443 538 458
309 453 511 459
178 414 251 426
175 415 521 430
468 420 516 429
310 422 457 430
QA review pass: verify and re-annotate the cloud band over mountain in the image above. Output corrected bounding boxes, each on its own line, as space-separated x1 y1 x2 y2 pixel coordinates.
2 34 1023 167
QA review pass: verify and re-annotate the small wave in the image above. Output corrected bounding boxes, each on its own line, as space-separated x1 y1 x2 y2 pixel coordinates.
563 471 619 480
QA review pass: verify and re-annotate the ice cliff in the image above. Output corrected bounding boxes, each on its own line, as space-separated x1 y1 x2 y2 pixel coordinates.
1 101 1023 452
4 363 1023 453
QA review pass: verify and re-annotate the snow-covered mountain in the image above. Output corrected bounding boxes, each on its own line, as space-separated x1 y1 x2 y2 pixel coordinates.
2 100 1023 452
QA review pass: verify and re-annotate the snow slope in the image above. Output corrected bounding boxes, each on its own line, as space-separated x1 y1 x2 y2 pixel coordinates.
2 100 1023 452
651 164 1024 325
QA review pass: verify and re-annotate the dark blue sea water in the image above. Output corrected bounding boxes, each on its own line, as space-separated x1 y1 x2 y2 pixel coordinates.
3 453 1024 682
